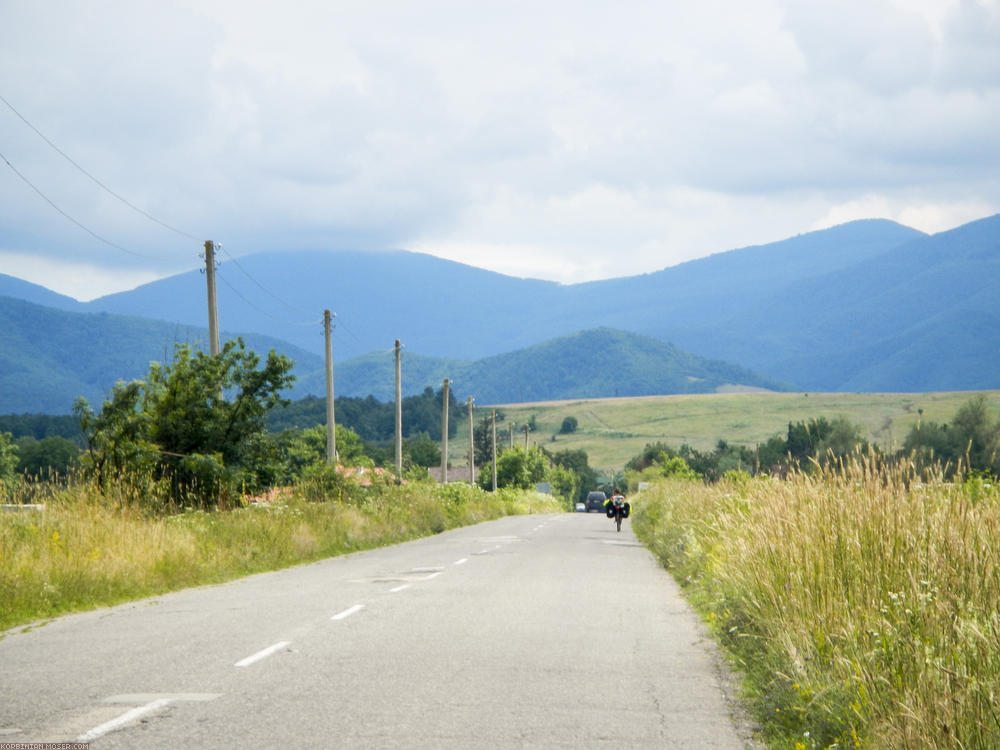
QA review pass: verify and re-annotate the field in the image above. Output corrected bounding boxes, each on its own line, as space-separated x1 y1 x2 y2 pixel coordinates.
633 467 1000 749
460 390 1000 471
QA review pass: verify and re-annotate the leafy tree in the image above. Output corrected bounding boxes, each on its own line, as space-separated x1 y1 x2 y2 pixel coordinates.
655 452 700 480
546 448 598 501
478 445 546 491
270 424 370 484
815 416 867 463
903 396 999 476
950 395 999 470
473 412 505 466
16 436 79 479
406 431 441 468
74 380 159 493
559 416 578 434
75 339 295 507
0 431 18 498
548 463 580 508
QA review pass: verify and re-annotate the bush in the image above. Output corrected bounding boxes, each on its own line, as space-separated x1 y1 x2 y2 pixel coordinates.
559 416 578 434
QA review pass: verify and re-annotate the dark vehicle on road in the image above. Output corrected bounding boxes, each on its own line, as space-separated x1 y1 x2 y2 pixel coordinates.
585 491 606 512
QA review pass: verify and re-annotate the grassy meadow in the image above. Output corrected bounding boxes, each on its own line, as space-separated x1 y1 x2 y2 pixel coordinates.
481 390 1000 470
633 466 1000 750
0 479 560 633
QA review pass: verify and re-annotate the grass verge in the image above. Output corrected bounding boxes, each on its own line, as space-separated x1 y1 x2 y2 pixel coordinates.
632 463 1000 749
0 479 561 633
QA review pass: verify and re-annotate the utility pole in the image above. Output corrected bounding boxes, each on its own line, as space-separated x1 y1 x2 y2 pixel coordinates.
441 378 450 484
491 410 497 492
467 396 475 486
204 240 220 356
324 310 336 464
524 424 529 450
394 339 402 478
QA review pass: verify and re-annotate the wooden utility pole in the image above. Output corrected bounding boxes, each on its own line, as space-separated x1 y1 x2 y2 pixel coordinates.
204 240 220 356
394 339 402 478
491 409 497 492
467 396 475 486
324 310 336 464
441 378 450 484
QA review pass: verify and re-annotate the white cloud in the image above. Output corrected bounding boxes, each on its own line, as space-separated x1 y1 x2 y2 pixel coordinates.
0 251 163 301
0 0 998 295
812 194 997 235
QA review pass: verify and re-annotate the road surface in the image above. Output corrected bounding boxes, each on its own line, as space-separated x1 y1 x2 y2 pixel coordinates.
0 512 758 748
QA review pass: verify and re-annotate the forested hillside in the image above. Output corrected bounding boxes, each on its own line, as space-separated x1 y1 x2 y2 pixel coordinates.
0 295 323 414
77 219 923 362
3 215 998 400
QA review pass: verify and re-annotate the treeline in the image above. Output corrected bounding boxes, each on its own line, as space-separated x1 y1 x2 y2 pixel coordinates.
0 341 601 511
267 388 467 442
626 395 1000 484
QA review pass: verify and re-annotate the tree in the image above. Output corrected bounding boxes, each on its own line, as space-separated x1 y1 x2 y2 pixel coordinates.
548 463 580 508
478 445 547 491
271 424 370 484
473 412 505 466
559 416 578 434
16 436 79 479
0 431 18 498
75 339 295 507
815 416 866 463
74 380 158 493
903 396 1000 476
950 395 999 471
547 448 598 501
406 431 441 468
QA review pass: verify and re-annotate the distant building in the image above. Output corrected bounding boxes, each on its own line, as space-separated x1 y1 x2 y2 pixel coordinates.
427 465 478 484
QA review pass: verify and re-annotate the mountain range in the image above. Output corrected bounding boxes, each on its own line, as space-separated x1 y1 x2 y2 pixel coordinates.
1 213 998 414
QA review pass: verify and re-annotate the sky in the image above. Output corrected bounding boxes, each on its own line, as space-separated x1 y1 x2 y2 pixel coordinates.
1 0 998 301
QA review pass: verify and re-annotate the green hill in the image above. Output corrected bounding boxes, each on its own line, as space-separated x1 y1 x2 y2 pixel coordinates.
0 295 324 414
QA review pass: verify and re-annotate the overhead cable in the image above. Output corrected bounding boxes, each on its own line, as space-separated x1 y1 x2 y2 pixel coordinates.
0 149 171 261
216 244 315 318
216 269 322 327
0 93 201 241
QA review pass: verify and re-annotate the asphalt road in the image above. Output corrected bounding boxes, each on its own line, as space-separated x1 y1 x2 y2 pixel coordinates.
0 512 758 748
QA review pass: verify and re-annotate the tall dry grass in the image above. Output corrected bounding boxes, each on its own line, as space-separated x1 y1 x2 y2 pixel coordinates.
0 477 559 633
633 459 1000 749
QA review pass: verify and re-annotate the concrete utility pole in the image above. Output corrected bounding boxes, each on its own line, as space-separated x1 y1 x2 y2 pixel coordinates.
324 310 336 464
467 396 475 486
395 339 403 478
491 410 498 492
204 240 220 356
441 378 450 484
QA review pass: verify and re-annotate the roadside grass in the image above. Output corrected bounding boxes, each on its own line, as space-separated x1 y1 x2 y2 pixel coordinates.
487 391 999 470
632 463 1000 749
0 478 560 633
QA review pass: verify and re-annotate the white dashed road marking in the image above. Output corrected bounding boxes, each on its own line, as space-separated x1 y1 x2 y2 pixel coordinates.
77 699 171 742
331 604 365 621
235 641 292 667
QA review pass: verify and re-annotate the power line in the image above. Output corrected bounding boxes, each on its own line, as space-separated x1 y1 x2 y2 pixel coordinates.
216 244 314 318
0 149 172 262
332 314 366 347
0 93 201 241
216 268 323 327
